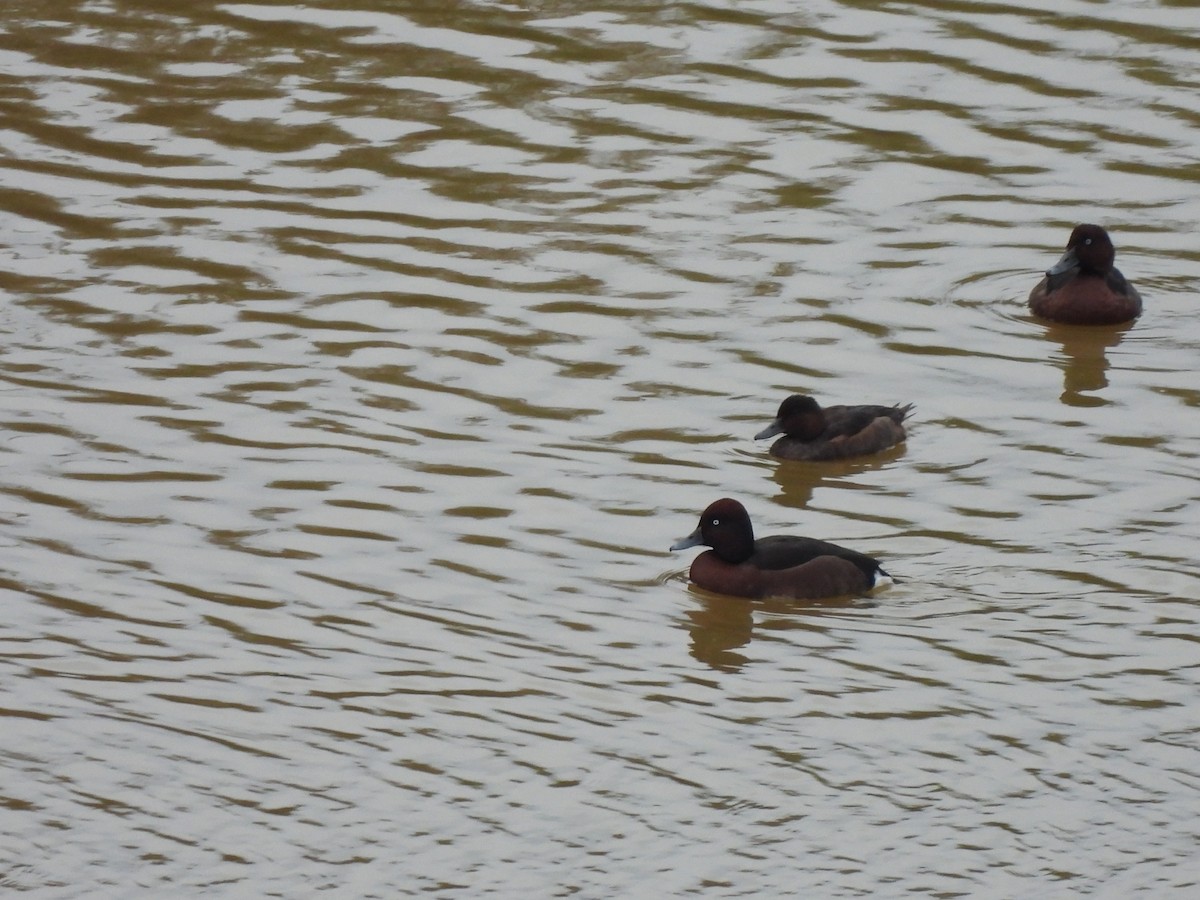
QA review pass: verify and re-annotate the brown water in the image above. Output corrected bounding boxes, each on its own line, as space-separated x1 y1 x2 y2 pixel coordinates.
3 1 1199 895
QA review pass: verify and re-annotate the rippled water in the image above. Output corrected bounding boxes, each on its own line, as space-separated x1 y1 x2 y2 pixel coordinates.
3 0 1199 895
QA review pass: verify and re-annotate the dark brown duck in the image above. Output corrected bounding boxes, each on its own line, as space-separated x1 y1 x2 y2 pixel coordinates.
754 395 913 461
1028 224 1142 325
670 498 890 600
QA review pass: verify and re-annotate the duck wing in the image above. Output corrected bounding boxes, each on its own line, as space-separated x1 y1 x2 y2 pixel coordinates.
1105 267 1142 305
752 535 882 577
796 404 910 460
821 404 911 437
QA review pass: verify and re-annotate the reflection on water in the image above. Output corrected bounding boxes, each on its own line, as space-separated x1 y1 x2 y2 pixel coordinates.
1043 321 1130 406
686 593 877 673
759 447 910 509
686 595 756 672
3 0 1200 895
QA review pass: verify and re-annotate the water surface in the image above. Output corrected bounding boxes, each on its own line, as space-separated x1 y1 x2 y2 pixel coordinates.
2 1 1199 895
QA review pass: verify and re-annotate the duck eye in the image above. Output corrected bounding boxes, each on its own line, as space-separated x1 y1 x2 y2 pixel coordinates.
711 518 720 526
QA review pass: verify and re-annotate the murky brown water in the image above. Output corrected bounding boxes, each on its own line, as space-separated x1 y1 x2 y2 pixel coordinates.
3 1 1199 895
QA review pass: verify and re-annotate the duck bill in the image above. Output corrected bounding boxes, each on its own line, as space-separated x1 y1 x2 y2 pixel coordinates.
670 528 704 551
1046 246 1079 277
754 420 784 440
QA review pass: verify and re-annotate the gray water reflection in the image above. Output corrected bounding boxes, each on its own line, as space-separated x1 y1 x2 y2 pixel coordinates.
3 0 1200 895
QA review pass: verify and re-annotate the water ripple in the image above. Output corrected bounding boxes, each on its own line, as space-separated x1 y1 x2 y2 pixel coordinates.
2 0 1200 895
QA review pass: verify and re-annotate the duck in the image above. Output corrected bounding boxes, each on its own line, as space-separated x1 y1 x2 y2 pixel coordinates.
754 395 913 461
1028 224 1142 325
670 498 890 600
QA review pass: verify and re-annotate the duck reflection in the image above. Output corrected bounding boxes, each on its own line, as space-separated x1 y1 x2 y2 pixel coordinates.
764 446 907 508
685 596 754 672
1042 321 1131 407
684 592 870 672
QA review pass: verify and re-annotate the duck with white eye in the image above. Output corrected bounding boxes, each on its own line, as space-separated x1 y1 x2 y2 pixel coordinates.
671 498 892 601
1028 224 1142 325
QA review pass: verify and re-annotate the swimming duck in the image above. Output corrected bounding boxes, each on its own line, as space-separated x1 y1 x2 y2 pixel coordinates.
754 395 913 461
1028 224 1142 325
670 498 890 600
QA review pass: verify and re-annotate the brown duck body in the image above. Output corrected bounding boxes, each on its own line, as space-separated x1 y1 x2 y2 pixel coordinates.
1028 224 1142 325
755 395 913 462
671 498 888 601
